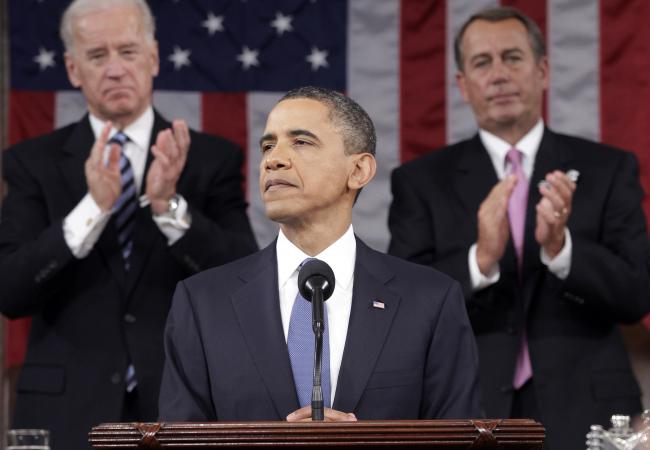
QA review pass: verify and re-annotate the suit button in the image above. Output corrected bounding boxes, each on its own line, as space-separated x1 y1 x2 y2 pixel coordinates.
507 327 517 335
124 314 136 324
110 372 122 384
500 385 513 393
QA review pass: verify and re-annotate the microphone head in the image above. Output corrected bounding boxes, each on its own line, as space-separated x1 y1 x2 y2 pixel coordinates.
298 259 335 302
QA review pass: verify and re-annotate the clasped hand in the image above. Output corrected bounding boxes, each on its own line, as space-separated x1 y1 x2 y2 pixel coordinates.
476 170 576 275
85 120 190 214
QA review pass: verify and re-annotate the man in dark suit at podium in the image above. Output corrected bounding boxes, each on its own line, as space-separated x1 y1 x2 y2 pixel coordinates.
0 0 257 449
159 86 481 422
388 7 650 449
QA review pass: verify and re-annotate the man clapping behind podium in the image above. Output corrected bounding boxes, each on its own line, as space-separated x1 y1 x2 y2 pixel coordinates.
159 87 481 421
0 0 256 448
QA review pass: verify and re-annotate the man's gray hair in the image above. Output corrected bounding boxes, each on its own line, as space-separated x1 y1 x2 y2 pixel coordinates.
279 86 376 157
454 6 546 71
60 0 156 53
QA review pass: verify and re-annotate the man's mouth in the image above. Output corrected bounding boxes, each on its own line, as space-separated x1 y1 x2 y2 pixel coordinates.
489 92 518 103
265 179 296 192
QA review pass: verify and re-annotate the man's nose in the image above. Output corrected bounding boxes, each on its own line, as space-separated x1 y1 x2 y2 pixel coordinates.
105 55 127 77
489 59 510 84
264 144 291 170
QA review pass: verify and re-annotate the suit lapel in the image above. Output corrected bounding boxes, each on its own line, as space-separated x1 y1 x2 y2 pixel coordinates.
453 135 500 217
57 116 127 287
521 129 571 313
454 136 519 274
58 116 94 208
333 239 401 413
230 244 300 418
125 112 169 297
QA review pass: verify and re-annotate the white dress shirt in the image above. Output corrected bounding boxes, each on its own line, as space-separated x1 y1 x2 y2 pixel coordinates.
276 225 356 407
63 107 190 257
468 119 572 290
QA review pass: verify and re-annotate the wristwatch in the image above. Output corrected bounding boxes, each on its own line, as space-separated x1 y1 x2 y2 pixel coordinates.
166 194 181 216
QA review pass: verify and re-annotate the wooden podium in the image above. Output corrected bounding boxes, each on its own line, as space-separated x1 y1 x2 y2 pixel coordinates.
89 419 544 449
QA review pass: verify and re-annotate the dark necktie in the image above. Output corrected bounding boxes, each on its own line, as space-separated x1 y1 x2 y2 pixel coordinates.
108 132 139 393
506 148 533 389
287 260 331 408
109 132 137 272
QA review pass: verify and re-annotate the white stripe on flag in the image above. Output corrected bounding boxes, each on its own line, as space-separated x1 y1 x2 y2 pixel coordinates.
446 0 498 144
55 91 87 128
547 0 600 141
348 0 400 252
153 91 201 131
247 92 283 249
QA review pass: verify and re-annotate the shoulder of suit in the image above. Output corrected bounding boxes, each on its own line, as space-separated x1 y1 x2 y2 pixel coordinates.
548 129 633 161
181 246 270 290
359 241 456 289
393 137 475 176
188 129 241 153
4 122 79 161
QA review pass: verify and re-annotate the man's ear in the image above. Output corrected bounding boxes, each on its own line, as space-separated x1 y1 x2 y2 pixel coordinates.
150 40 160 77
347 153 376 191
64 52 82 88
456 70 470 102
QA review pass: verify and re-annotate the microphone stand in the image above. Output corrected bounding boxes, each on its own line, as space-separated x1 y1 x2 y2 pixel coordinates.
311 285 325 421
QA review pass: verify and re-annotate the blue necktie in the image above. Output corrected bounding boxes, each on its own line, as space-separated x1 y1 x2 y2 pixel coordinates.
109 132 137 272
109 132 138 392
287 263 331 408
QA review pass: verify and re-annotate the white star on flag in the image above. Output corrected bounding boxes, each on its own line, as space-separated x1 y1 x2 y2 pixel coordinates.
33 47 56 71
202 12 224 35
306 47 328 71
270 12 293 35
237 46 259 70
168 46 191 70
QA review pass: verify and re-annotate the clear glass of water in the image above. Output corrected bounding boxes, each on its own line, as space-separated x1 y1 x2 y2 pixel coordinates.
6 429 50 450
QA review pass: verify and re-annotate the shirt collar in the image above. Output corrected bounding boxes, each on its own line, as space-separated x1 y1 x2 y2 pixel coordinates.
478 119 544 175
276 225 356 292
88 106 154 152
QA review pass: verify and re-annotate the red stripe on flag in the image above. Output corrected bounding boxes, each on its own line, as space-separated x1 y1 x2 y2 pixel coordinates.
600 0 650 226
8 91 56 146
400 0 446 163
4 91 55 367
501 0 548 121
201 93 249 197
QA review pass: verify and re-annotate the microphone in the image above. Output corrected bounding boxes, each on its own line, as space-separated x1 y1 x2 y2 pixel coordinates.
297 259 335 421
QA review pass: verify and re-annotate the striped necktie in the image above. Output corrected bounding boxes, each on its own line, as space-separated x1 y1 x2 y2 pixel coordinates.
506 148 533 390
287 260 331 408
109 132 139 392
110 132 138 272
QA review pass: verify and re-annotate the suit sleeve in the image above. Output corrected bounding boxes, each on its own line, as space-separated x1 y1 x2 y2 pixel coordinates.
0 149 76 318
420 280 482 418
564 152 650 322
169 141 258 274
388 167 474 298
158 280 216 420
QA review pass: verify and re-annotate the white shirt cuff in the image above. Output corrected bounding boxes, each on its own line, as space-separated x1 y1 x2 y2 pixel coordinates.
63 193 111 258
468 243 500 291
152 195 191 245
540 228 572 279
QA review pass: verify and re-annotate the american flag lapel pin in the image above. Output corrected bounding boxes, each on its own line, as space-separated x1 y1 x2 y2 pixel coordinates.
372 299 385 310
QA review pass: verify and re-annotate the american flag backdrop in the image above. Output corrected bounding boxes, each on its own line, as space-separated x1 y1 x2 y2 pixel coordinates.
4 0 650 369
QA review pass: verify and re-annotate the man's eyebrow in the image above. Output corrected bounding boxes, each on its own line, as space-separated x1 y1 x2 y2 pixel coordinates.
469 51 491 63
259 132 276 147
288 129 320 142
502 47 524 55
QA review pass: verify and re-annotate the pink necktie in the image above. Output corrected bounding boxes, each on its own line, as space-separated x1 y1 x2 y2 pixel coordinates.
506 149 533 389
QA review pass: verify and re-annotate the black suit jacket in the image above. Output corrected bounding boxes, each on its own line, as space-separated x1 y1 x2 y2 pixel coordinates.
0 112 258 450
158 238 481 421
388 128 650 450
